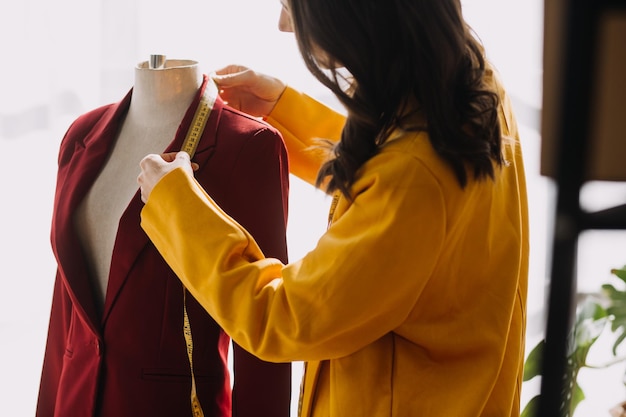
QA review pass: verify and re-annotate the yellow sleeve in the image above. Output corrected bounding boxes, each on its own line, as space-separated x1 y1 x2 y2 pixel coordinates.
266 87 345 186
141 146 445 363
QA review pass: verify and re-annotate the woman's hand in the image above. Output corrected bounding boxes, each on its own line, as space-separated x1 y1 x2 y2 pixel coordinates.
211 65 286 118
138 151 196 203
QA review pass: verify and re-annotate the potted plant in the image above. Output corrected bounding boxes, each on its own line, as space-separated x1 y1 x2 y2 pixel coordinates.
522 265 626 417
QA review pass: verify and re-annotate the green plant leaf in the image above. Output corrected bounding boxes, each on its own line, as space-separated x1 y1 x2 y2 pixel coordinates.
605 303 626 317
518 381 586 417
567 382 585 417
613 332 626 356
573 316 608 356
602 271 626 355
523 340 545 381
521 270 626 417
611 265 626 283
603 283 623 300
570 300 607 363
576 298 608 324
521 395 540 417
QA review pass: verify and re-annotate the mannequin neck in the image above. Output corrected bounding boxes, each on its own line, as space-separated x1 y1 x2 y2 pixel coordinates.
127 59 203 127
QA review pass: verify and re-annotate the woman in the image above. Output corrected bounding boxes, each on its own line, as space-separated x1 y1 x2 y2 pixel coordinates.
138 0 529 416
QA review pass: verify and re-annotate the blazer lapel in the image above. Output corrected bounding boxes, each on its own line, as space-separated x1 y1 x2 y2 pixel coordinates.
52 92 132 333
101 75 222 322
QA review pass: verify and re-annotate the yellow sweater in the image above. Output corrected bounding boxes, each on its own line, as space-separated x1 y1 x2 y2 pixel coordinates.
141 69 529 417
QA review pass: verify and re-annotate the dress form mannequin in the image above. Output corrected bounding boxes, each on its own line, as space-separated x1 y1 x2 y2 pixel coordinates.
75 58 203 311
38 56 291 417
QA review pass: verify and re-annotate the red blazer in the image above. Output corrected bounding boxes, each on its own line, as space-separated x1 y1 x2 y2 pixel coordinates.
36 76 291 417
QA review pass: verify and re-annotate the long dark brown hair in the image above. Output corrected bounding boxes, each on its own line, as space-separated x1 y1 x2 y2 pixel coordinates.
288 0 503 197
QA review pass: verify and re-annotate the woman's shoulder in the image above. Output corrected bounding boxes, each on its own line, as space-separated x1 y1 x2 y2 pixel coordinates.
483 62 519 139
380 130 448 172
360 130 459 192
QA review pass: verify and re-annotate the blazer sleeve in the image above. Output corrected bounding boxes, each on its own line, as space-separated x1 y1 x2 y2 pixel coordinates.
265 87 345 186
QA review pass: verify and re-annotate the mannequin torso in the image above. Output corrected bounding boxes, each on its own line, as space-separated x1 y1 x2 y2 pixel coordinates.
75 59 203 310
39 56 292 417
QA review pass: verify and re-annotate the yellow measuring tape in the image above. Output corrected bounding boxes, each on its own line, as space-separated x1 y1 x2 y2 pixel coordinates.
183 289 205 417
327 193 340 229
181 79 217 158
180 78 218 417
